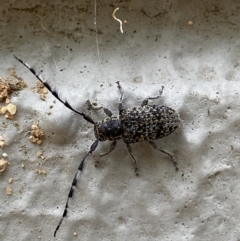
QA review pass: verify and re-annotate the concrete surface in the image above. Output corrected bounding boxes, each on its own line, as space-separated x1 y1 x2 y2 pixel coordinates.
1 0 240 240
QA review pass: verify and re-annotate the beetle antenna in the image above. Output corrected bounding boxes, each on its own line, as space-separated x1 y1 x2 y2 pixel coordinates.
13 55 95 125
54 139 98 237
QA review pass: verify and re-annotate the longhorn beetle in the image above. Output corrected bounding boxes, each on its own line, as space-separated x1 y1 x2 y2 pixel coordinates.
14 55 180 236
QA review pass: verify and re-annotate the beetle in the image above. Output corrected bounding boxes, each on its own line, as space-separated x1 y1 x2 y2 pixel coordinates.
14 55 180 236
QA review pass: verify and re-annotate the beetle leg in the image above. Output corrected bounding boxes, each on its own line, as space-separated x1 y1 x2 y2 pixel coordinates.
99 140 117 157
141 86 164 106
87 100 113 117
94 140 117 166
148 140 178 170
116 81 124 111
126 143 139 175
102 108 113 117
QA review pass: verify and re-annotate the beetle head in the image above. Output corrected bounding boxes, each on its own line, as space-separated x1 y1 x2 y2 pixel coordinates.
94 116 122 141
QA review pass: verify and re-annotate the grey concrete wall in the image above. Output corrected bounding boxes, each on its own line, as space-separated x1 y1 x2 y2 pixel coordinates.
1 0 240 240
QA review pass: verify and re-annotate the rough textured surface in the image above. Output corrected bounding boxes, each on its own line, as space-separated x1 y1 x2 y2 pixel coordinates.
1 0 240 241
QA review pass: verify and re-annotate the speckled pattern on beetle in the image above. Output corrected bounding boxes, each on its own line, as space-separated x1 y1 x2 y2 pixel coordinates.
120 105 179 143
94 82 180 174
14 53 181 237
